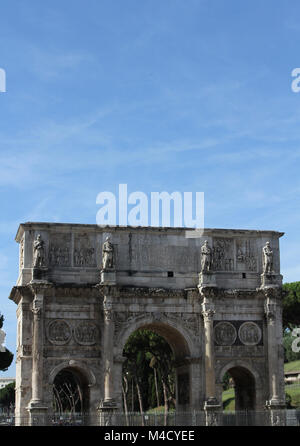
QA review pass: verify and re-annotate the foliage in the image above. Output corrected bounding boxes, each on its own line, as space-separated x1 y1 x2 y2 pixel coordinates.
122 329 175 413
283 330 300 363
0 313 14 372
0 382 15 410
284 360 300 372
282 282 300 330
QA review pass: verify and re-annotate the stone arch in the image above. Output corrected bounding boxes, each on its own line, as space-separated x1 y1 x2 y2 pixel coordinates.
115 315 197 361
49 361 96 415
115 315 200 412
218 359 262 411
49 360 96 387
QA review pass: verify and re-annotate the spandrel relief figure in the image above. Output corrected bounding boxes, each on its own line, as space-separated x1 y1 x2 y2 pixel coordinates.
201 240 212 273
33 234 45 268
102 236 114 270
263 241 273 274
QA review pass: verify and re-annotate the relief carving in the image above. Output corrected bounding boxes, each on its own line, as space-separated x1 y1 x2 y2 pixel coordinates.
74 234 96 267
20 238 24 269
47 319 72 345
74 321 99 345
214 322 237 346
212 238 234 271
236 239 257 272
238 322 262 346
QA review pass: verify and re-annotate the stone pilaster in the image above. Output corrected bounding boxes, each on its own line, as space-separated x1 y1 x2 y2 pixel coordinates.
199 286 221 425
98 286 117 425
264 287 286 425
27 284 49 425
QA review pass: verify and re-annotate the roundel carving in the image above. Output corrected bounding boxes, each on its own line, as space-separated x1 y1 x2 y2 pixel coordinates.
214 322 237 346
47 319 72 345
74 321 99 345
238 322 262 346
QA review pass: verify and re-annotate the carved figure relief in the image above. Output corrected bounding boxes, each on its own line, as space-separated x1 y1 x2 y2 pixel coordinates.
236 239 257 272
238 322 262 346
74 321 99 345
47 320 72 345
212 238 234 271
214 322 237 346
33 234 45 267
74 234 96 267
49 245 70 266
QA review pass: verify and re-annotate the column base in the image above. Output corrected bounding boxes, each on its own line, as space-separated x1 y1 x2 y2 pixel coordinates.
266 400 286 426
97 400 118 426
204 399 222 426
100 270 116 285
27 401 48 426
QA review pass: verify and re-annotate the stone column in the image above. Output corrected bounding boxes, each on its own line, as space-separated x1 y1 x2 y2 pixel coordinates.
264 288 286 426
199 287 221 426
98 287 118 425
27 285 48 425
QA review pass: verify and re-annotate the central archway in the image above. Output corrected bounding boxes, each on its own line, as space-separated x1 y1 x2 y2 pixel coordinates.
115 317 199 419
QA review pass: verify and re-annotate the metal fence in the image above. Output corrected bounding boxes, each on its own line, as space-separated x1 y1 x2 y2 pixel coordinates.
2 409 300 426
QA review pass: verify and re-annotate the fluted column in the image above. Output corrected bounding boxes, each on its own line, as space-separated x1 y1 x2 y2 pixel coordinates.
201 297 217 403
98 286 117 426
27 286 48 425
264 288 286 425
103 293 115 403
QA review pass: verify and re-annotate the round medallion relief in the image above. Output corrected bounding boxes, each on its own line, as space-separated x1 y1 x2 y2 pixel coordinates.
47 320 72 345
238 322 262 346
74 321 98 345
214 322 237 346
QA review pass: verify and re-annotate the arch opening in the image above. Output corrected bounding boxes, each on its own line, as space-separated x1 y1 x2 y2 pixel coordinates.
52 367 90 415
222 366 256 411
121 322 192 420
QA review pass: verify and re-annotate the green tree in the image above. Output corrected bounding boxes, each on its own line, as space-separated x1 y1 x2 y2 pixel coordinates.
282 282 300 330
0 313 14 372
122 329 175 422
0 382 15 413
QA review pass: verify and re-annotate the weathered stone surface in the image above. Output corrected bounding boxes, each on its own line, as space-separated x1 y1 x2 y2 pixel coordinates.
9 223 286 425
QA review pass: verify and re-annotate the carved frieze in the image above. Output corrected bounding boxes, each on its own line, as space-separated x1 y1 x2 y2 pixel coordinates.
236 239 257 272
74 234 96 267
212 238 234 271
49 233 71 267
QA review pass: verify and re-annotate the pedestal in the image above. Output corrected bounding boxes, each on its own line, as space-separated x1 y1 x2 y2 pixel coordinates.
31 267 50 283
98 400 118 426
27 402 48 426
266 400 286 426
100 269 116 285
198 271 217 288
260 273 282 289
204 399 222 426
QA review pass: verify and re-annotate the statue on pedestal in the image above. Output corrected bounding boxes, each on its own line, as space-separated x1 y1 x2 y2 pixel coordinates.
33 234 45 268
201 240 212 273
102 237 114 270
263 241 273 274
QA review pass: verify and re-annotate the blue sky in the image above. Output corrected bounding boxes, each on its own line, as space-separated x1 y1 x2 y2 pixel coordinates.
1 0 300 376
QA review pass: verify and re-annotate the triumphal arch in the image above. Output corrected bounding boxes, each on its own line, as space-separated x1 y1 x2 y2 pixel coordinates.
9 222 286 425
